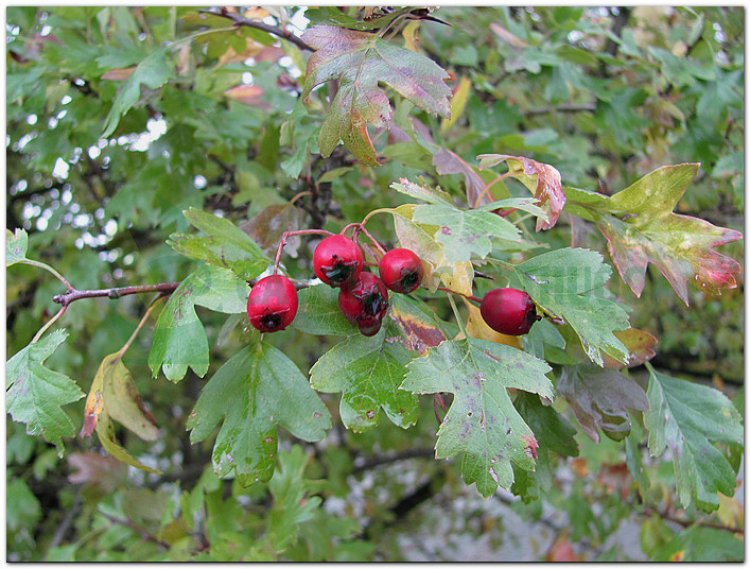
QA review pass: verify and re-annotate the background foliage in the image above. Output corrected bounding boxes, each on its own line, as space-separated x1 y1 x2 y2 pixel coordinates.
6 5 744 561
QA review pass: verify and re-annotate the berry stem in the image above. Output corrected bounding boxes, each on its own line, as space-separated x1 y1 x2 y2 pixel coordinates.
273 229 335 274
357 225 388 256
447 293 467 338
437 287 481 304
30 305 68 344
20 259 74 291
360 208 393 226
114 295 167 360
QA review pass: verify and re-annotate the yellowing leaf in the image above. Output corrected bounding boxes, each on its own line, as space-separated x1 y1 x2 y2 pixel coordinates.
81 353 160 474
566 164 742 305
441 76 471 133
461 299 521 348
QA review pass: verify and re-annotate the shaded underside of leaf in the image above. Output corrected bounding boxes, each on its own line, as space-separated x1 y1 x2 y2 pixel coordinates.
644 367 743 512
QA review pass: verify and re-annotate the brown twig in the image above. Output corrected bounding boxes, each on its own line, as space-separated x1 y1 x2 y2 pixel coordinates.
197 8 314 52
524 103 597 117
52 282 180 307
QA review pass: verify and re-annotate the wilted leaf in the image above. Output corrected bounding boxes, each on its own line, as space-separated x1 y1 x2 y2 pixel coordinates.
68 452 128 492
240 203 305 257
644 366 743 512
507 248 630 366
310 328 418 431
388 294 447 355
401 338 553 497
6 228 28 266
188 342 332 484
148 264 250 382
557 365 648 443
6 330 84 454
224 85 269 109
479 154 565 231
102 47 174 137
101 67 136 81
81 353 160 473
301 25 451 165
565 164 743 305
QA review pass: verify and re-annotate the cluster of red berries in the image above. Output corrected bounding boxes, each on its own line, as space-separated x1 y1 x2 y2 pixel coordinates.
246 233 540 337
246 235 424 337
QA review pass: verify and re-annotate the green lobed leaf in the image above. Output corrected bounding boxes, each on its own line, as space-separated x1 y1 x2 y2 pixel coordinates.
411 203 521 262
301 25 451 165
168 208 270 282
187 342 332 485
292 285 357 336
507 247 630 366
267 446 321 552
401 338 553 497
102 47 174 137
148 264 250 382
6 228 29 266
557 365 648 443
644 366 743 512
6 330 85 454
565 164 743 305
310 328 419 432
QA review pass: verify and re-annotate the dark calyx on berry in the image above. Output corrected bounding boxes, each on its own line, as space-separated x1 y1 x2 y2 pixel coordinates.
379 248 424 294
338 272 389 336
247 275 299 333
480 287 539 336
313 235 363 287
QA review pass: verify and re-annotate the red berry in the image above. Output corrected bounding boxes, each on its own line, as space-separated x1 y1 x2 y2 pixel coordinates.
379 248 424 294
247 275 298 333
338 272 389 336
313 235 364 287
480 288 538 336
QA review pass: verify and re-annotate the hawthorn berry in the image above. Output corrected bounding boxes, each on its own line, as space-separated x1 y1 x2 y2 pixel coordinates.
379 248 424 294
246 275 298 333
480 287 539 336
313 235 364 287
338 271 389 336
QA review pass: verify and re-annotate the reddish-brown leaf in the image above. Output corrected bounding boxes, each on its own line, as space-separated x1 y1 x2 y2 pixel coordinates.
478 154 565 230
